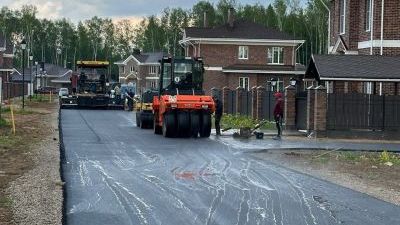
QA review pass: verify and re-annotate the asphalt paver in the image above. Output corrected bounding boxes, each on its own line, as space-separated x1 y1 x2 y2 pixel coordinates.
61 109 400 225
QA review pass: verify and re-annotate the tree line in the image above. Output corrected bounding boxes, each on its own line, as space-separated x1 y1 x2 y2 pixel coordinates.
0 0 329 79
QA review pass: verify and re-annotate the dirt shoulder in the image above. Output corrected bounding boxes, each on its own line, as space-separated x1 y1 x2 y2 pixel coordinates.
251 149 400 206
0 98 62 225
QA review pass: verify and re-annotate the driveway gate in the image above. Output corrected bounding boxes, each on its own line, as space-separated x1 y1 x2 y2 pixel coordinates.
295 91 307 130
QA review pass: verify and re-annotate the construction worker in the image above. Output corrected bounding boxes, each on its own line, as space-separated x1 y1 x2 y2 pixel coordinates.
213 96 223 136
273 92 284 140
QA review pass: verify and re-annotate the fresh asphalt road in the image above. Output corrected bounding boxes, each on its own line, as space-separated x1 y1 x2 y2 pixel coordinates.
61 110 400 225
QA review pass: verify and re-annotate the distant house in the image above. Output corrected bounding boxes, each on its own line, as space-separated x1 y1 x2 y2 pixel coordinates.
0 32 15 100
12 63 72 90
114 52 164 95
306 0 400 96
180 9 305 94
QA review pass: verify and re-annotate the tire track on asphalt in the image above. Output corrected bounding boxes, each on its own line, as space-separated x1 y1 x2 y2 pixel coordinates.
77 110 103 143
92 161 152 225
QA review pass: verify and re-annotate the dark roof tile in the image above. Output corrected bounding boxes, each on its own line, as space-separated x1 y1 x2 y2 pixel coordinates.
306 55 400 80
185 19 296 40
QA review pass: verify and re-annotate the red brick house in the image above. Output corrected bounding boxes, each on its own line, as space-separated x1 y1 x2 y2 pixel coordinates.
0 32 15 101
180 10 305 94
306 0 400 95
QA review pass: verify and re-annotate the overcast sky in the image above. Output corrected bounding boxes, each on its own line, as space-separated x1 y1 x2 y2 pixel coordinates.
2 0 291 24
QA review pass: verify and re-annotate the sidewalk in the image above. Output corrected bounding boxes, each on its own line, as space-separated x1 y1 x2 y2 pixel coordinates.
211 129 400 152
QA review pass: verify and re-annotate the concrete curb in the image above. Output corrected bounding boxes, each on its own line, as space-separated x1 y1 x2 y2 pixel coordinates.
58 107 67 225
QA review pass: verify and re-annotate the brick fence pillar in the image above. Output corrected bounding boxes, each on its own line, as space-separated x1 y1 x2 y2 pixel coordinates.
256 86 266 120
222 86 230 114
314 85 327 138
236 87 244 115
251 86 258 119
284 85 296 130
307 85 316 133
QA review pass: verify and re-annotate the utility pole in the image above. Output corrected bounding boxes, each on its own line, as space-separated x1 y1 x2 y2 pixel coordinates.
318 0 331 54
21 39 27 109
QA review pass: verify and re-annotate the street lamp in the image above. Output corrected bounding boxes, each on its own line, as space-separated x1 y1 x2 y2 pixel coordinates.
29 55 33 98
270 77 277 92
290 77 297 86
21 39 26 109
34 61 38 95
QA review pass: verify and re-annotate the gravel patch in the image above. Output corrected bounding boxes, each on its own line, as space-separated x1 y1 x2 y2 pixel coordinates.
6 109 62 225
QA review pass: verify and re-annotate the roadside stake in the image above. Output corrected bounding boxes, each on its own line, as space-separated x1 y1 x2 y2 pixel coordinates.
10 104 16 135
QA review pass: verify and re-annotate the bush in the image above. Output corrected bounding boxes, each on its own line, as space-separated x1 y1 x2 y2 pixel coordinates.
220 114 275 130
0 118 9 127
379 151 400 165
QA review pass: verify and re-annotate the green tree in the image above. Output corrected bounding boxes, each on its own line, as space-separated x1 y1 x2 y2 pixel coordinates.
191 1 216 27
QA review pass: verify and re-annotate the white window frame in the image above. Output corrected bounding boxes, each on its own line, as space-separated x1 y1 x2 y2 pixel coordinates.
149 66 157 75
150 81 157 89
364 82 373 94
365 0 371 32
340 0 346 34
130 66 134 72
238 46 249 60
239 77 250 91
267 47 284 65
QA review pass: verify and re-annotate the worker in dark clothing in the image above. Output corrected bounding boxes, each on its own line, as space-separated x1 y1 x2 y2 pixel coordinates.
273 92 284 140
127 90 134 111
213 96 223 136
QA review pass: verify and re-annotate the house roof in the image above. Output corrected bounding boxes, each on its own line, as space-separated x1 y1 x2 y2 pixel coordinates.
222 64 305 74
184 19 297 40
41 63 71 76
305 55 400 81
115 52 165 66
52 71 73 83
10 71 33 82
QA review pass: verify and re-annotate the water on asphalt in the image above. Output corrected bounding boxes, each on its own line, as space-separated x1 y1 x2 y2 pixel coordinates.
61 110 400 225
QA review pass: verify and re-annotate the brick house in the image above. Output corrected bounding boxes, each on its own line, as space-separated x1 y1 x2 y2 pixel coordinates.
114 52 164 95
306 0 400 95
0 32 15 101
180 10 305 94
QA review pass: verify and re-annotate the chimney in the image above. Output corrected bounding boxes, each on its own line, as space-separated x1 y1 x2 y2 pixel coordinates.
203 11 208 28
228 7 235 28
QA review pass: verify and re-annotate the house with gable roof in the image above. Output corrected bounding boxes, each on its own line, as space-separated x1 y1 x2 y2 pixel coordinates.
179 8 306 94
114 52 165 95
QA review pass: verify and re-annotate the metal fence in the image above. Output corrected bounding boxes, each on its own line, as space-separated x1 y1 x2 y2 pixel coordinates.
327 93 400 131
237 90 252 116
1 82 27 101
259 91 276 121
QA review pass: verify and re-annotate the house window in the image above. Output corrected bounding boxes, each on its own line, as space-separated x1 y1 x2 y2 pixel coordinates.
340 0 346 34
238 46 249 59
364 82 373 94
326 81 334 94
365 0 371 31
267 47 284 64
239 77 249 90
150 81 157 89
130 66 134 72
149 66 157 75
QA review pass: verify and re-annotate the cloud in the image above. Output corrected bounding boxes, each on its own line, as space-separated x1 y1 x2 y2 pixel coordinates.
3 0 274 23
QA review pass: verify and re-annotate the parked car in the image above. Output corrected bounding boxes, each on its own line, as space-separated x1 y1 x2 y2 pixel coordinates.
35 86 59 94
58 88 69 97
